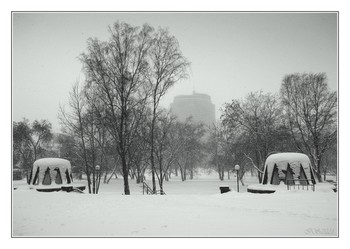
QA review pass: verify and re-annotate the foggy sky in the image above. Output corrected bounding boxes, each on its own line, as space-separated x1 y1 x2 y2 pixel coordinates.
12 12 337 131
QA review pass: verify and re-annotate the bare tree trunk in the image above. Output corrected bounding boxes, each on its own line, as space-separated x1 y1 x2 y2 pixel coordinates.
121 155 130 195
315 153 323 182
96 170 102 194
135 163 143 183
219 166 224 181
26 172 30 184
106 165 118 184
239 171 245 186
179 166 186 181
103 170 108 184
92 170 96 194
190 169 194 180
150 108 157 193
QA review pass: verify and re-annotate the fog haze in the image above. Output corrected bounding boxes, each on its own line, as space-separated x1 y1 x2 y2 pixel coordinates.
12 12 337 131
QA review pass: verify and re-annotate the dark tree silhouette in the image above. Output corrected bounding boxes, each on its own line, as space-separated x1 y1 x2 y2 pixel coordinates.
280 72 337 182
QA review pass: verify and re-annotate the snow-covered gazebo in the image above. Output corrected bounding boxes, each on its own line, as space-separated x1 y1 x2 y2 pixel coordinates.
30 158 72 185
29 158 85 192
262 152 317 185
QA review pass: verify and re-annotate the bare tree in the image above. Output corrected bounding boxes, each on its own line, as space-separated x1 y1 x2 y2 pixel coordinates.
207 123 225 180
280 72 337 181
59 84 93 193
174 118 206 181
82 86 110 194
59 84 107 194
56 133 83 178
13 119 53 182
79 22 153 195
207 122 242 181
321 139 337 181
148 28 189 192
152 111 182 193
222 91 282 182
127 106 151 184
13 120 34 182
28 120 53 162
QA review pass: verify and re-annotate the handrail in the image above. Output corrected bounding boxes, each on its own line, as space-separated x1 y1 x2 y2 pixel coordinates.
142 182 166 195
142 182 154 195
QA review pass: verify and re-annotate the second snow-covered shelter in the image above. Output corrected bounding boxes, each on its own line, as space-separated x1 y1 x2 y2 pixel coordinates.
262 152 317 186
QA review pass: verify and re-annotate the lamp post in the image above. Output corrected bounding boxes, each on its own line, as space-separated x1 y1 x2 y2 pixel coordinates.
95 165 100 180
235 164 240 192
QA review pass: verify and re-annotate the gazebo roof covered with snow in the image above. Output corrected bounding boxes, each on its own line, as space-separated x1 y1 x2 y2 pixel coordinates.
29 158 73 186
262 152 316 185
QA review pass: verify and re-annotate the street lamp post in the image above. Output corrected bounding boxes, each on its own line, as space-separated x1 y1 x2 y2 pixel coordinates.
235 164 240 192
95 165 100 178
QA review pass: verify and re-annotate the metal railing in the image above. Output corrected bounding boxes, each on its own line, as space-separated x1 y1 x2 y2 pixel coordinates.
142 182 153 195
286 179 315 191
142 182 166 195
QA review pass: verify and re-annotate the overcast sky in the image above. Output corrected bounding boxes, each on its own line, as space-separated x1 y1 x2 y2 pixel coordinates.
12 12 337 132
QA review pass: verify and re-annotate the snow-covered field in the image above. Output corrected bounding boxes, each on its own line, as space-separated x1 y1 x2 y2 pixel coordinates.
12 173 338 237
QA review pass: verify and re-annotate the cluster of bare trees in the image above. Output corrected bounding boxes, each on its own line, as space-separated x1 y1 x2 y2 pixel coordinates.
14 21 336 193
59 84 110 194
13 119 53 182
58 21 192 194
59 91 206 194
218 72 337 183
281 72 337 181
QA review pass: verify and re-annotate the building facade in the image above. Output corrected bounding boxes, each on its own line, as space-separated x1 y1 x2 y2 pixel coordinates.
170 92 216 127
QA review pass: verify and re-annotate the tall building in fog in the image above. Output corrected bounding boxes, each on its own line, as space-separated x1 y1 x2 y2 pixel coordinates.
170 92 215 126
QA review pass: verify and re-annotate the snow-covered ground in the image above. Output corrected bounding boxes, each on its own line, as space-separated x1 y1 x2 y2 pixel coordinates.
12 173 338 237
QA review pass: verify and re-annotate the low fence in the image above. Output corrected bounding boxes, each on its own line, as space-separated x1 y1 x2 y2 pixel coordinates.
286 179 315 191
